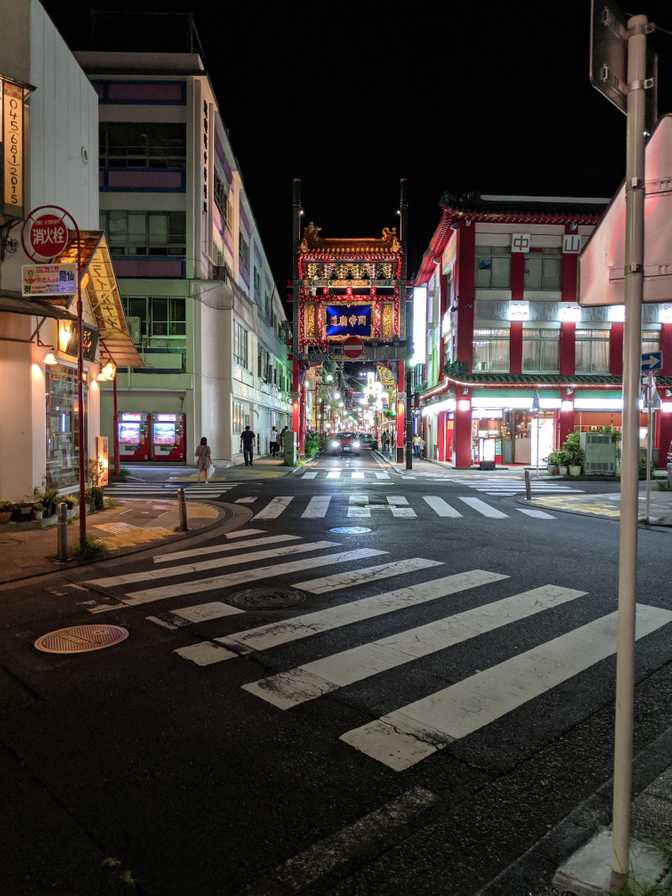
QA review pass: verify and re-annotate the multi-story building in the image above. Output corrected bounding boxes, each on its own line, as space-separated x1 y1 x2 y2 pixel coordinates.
414 192 672 468
75 39 291 466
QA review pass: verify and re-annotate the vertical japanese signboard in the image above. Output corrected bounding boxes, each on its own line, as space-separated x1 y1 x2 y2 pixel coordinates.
2 79 24 219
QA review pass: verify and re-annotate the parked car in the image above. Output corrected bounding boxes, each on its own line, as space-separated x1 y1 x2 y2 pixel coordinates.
329 432 361 456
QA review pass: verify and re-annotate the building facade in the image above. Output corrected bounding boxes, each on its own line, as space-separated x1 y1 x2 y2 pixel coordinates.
414 193 672 468
75 48 291 466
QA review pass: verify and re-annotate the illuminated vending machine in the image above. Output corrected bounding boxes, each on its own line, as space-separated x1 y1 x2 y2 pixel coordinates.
151 413 186 463
118 412 151 462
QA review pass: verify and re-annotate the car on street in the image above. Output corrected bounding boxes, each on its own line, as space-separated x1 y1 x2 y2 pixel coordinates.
329 432 361 456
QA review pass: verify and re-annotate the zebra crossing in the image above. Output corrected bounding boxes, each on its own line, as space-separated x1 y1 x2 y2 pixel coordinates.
442 477 585 497
82 528 672 772
298 470 391 481
104 482 235 500
237 493 557 522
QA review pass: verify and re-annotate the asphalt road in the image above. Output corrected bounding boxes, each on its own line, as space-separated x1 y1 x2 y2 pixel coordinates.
2 450 672 895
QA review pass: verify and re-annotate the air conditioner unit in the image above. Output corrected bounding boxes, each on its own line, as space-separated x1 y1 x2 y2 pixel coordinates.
212 264 228 281
580 432 618 475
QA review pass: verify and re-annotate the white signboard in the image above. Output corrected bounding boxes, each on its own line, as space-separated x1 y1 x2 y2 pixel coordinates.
22 263 77 297
511 233 531 253
562 234 583 254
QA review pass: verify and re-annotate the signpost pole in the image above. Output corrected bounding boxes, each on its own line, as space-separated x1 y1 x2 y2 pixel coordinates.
112 370 120 478
75 224 87 548
611 14 648 888
400 178 413 470
645 373 653 524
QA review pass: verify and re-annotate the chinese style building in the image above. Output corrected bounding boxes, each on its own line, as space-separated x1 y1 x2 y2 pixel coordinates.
413 192 672 469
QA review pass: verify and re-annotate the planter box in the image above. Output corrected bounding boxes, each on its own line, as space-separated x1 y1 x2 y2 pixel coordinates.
558 465 569 476
569 465 582 477
0 511 11 524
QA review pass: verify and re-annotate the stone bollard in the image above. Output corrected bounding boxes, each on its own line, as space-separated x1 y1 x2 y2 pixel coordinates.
177 488 188 532
524 469 532 501
56 502 68 561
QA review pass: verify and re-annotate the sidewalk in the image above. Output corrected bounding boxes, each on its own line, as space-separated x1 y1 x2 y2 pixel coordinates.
165 456 296 483
0 497 243 584
375 452 530 478
526 482 672 526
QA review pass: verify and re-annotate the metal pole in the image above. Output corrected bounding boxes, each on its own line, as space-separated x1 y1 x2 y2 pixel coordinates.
524 468 532 502
611 13 647 888
56 501 68 561
400 178 413 470
76 227 87 548
291 178 303 454
645 375 653 524
536 414 541 477
177 488 188 532
112 369 120 477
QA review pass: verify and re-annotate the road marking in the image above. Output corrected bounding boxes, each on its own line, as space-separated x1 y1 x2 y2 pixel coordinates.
253 496 294 519
226 528 267 539
340 603 672 770
327 471 341 480
155 534 300 563
235 497 258 504
458 497 509 519
146 615 178 630
347 506 371 519
85 541 339 588
302 496 332 519
375 472 390 480
174 642 238 666
422 496 462 518
217 570 508 657
349 494 368 505
121 548 387 606
244 584 585 709
517 508 556 520
295 557 443 595
389 506 418 519
351 471 365 480
387 495 409 506
302 471 318 479
238 787 439 895
401 475 416 480
172 601 244 622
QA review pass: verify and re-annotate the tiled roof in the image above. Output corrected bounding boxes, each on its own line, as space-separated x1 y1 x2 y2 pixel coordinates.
438 373 672 388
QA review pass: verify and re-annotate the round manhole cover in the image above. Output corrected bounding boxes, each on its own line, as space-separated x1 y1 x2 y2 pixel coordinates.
329 526 372 535
34 624 129 655
227 587 306 610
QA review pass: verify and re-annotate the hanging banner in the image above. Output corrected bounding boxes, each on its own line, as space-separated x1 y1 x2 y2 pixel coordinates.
2 79 25 219
22 263 77 297
326 304 372 338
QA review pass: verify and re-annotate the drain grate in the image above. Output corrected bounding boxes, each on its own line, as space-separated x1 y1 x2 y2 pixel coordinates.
227 587 306 610
34 624 129 655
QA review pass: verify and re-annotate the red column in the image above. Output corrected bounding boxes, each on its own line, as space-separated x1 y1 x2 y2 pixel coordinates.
558 388 575 448
660 324 672 376
509 253 525 373
438 272 448 375
454 396 472 468
560 322 576 376
456 224 475 371
291 358 300 448
437 412 446 462
396 360 405 462
610 322 624 376
112 372 120 476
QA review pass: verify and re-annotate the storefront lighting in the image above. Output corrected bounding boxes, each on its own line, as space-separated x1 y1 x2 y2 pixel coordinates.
96 361 116 382
661 402 672 414
457 399 471 412
421 398 456 416
508 301 529 321
574 398 623 410
608 305 626 322
558 304 581 323
561 400 575 412
58 321 73 353
659 304 672 324
43 352 57 366
411 286 427 365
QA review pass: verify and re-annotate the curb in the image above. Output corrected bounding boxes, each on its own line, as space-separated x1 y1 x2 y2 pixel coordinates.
476 726 672 896
516 495 672 531
0 501 252 590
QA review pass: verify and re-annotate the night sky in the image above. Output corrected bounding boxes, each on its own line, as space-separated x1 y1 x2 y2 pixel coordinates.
43 0 672 291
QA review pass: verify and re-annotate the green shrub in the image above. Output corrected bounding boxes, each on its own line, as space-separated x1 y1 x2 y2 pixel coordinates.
73 536 107 562
85 486 105 511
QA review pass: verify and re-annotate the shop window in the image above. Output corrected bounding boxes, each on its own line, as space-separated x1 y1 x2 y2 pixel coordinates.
45 366 87 490
234 321 249 369
642 330 660 355
575 328 610 373
475 246 510 289
101 210 186 256
524 248 561 290
523 327 559 372
99 122 186 170
472 327 510 372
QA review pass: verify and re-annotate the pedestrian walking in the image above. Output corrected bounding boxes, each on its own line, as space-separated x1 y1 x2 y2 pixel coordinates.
241 425 256 466
382 432 389 454
195 436 212 483
413 434 421 458
270 426 279 457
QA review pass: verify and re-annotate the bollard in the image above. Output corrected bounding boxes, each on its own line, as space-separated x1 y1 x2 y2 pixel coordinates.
524 468 532 501
177 488 188 532
56 501 68 561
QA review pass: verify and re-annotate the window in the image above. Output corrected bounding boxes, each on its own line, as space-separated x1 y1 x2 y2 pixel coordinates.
523 327 559 372
239 233 250 271
122 297 186 340
264 291 271 319
575 329 610 373
233 321 249 369
472 327 510 372
475 246 510 289
524 248 561 291
101 211 186 256
232 400 251 434
642 330 660 355
253 268 262 301
99 122 186 170
214 171 229 226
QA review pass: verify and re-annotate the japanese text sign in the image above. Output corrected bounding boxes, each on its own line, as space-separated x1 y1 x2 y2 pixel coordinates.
326 304 372 338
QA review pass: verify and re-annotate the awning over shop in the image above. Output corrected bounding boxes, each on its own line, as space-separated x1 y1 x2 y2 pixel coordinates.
0 291 78 321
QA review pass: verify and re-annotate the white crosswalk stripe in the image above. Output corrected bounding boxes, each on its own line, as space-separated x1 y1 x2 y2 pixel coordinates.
347 506 371 519
104 484 232 499
422 496 462 518
235 497 258 504
302 471 318 479
516 507 556 520
457 497 509 519
295 557 442 595
352 472 365 480
155 533 301 564
327 471 341 480
302 496 332 519
375 472 390 480
253 496 294 519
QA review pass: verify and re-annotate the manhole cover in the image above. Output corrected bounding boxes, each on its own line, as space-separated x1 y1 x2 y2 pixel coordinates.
227 587 306 610
329 526 372 535
34 624 129 655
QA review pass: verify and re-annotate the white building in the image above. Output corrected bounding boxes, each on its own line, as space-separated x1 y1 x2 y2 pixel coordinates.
75 44 291 467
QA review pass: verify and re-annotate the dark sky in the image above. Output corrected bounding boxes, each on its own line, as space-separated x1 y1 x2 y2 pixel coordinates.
43 0 672 289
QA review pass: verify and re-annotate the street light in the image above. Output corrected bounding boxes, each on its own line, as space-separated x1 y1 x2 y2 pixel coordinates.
333 391 341 400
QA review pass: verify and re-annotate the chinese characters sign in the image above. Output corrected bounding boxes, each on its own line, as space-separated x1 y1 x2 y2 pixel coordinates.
58 320 99 362
22 264 77 297
2 80 24 219
28 214 69 259
326 304 372 338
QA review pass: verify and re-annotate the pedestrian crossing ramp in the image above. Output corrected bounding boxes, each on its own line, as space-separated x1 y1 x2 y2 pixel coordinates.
82 528 672 773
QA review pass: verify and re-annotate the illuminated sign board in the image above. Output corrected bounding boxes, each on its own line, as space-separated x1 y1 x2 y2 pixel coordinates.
58 320 99 362
22 264 77 297
326 304 372 338
412 286 427 364
2 79 24 219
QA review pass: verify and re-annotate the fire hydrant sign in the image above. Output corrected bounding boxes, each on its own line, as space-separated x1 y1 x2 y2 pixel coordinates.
21 263 77 297
27 213 69 260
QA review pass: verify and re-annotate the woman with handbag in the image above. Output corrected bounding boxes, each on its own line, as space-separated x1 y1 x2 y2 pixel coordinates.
195 436 213 483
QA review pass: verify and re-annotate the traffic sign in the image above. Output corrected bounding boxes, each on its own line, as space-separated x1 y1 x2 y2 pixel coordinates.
343 338 364 360
641 351 662 373
22 210 69 261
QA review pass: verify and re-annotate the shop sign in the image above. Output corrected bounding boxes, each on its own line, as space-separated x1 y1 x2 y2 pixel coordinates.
27 213 69 260
508 300 530 321
95 435 109 487
511 233 531 253
58 320 98 362
21 263 77 297
2 80 25 219
562 234 583 254
326 304 372 338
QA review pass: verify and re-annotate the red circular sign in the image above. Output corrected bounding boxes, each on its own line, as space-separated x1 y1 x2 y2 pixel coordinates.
28 213 69 260
343 338 364 360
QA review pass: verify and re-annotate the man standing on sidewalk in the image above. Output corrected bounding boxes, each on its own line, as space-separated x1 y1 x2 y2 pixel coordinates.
241 425 256 466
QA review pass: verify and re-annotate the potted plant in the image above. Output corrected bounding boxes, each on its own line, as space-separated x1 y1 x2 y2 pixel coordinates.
556 449 570 477
63 495 78 519
0 501 12 524
563 432 584 477
33 502 45 521
546 451 560 475
15 502 34 522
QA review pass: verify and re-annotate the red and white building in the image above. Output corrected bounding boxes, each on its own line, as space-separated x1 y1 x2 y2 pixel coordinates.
414 192 672 468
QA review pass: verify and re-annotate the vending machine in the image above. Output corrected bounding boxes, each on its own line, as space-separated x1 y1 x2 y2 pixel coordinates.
118 412 151 462
150 413 186 462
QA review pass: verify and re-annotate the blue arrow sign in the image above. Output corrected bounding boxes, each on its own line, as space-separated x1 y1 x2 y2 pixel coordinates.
641 351 663 373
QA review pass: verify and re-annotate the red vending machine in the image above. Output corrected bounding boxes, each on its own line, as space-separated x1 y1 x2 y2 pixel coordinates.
118 412 151 462
151 413 186 462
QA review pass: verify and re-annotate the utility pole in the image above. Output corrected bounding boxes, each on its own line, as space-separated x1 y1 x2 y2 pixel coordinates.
291 178 302 459
400 178 413 470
